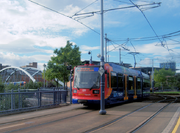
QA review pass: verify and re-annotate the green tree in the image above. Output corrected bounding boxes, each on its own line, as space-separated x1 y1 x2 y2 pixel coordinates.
24 81 42 89
45 40 81 89
5 83 19 91
175 74 180 89
42 68 60 87
0 77 5 93
154 68 175 90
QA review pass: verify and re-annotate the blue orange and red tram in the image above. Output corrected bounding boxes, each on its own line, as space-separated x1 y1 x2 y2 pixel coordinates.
72 62 150 105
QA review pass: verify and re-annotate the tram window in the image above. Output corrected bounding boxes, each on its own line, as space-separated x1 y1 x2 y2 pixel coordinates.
118 74 123 88
107 73 109 88
143 82 150 88
137 78 141 90
111 72 117 88
128 76 134 90
143 79 150 89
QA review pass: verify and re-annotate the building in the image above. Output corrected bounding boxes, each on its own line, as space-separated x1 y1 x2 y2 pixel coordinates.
0 62 44 84
21 62 37 68
0 63 10 70
131 67 162 75
160 62 176 72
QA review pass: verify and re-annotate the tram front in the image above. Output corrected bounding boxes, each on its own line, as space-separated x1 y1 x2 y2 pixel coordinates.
72 65 101 104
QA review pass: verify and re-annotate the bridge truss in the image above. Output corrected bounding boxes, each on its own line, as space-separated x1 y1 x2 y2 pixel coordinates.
0 66 43 83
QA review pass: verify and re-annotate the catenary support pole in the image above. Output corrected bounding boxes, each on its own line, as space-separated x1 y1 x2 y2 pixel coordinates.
152 59 154 92
70 70 72 104
119 48 121 65
99 0 106 115
105 33 107 62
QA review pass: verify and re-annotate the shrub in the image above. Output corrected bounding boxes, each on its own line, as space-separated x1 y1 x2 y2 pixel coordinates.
0 77 5 93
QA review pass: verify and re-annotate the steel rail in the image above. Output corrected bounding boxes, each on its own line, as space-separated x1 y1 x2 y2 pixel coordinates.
0 109 94 133
0 106 85 125
129 96 178 133
84 96 168 133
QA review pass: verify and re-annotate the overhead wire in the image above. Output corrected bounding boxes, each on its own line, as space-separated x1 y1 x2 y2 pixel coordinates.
28 0 177 61
129 40 136 52
72 0 99 17
129 0 164 47
28 0 162 53
111 30 180 42
113 0 132 4
107 39 130 53
28 0 100 35
168 38 180 43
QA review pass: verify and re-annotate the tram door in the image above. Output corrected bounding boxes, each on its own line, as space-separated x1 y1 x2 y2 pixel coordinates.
136 77 142 99
127 75 134 100
133 76 137 99
124 75 128 101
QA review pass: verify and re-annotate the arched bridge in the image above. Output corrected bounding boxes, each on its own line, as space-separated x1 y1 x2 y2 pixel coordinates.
0 66 42 83
0 66 64 86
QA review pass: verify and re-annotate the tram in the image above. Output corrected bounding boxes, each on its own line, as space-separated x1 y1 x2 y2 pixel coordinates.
72 62 150 105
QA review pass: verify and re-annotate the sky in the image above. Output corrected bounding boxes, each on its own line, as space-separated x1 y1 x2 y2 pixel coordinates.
0 0 180 72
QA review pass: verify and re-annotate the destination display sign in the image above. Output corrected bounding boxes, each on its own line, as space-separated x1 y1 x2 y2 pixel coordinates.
76 67 99 72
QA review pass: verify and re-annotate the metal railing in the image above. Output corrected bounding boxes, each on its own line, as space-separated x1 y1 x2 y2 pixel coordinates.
0 88 67 114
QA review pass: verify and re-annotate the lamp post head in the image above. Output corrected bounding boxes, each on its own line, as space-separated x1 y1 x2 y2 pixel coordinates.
43 64 46 68
88 51 91 55
97 54 101 58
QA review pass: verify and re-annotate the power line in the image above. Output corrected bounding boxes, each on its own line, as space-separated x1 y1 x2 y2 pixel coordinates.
28 0 164 53
129 40 136 52
28 0 100 35
72 0 99 17
129 0 164 47
128 52 140 68
107 39 129 53
74 2 161 17
113 0 132 4
111 30 180 42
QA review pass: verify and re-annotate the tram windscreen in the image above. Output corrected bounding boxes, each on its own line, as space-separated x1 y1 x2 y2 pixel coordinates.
74 66 100 89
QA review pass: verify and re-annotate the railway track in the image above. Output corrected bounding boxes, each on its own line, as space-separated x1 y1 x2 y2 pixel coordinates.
129 96 178 133
0 95 179 133
84 95 179 133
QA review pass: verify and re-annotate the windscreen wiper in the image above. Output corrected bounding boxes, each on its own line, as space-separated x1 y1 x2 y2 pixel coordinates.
90 84 97 90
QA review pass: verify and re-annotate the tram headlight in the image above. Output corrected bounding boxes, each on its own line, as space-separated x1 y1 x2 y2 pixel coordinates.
93 90 99 94
73 89 77 93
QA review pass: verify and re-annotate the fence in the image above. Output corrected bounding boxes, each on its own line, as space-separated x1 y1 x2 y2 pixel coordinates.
0 88 67 115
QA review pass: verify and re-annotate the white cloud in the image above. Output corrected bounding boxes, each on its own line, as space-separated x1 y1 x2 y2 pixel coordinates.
80 45 99 50
138 58 152 65
0 52 51 69
0 0 90 37
134 42 169 56
165 0 180 8
80 45 100 54
0 52 35 67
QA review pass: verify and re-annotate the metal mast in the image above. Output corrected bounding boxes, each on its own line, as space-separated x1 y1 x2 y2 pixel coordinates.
99 0 106 115
128 52 139 68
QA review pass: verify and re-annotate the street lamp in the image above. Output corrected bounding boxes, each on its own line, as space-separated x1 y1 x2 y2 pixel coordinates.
67 65 72 104
88 51 92 64
43 64 46 88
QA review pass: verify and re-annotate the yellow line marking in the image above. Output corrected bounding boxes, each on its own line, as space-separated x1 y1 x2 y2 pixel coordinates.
162 107 180 133
0 123 25 130
172 116 180 133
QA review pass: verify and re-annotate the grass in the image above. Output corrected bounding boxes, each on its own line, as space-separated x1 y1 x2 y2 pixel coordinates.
151 91 180 95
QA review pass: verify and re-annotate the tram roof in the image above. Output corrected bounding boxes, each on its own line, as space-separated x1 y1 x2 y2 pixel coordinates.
107 63 141 76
